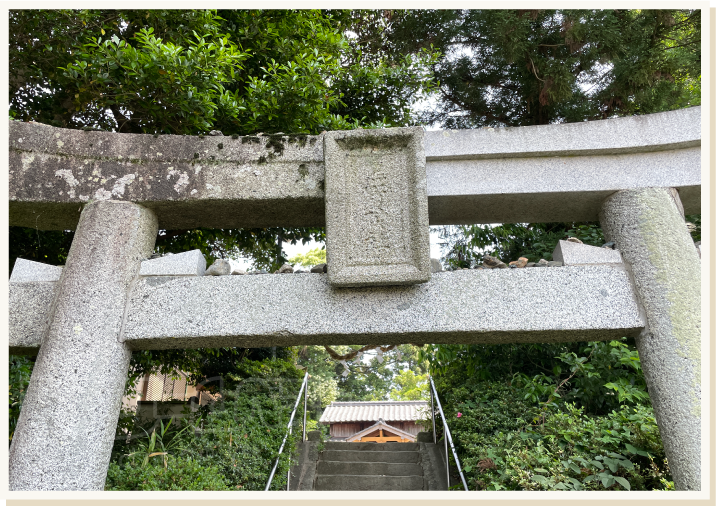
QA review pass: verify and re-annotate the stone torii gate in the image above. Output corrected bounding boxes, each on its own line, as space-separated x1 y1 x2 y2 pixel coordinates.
8 107 702 491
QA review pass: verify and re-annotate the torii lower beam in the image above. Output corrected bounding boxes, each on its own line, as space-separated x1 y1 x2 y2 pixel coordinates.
11 263 645 353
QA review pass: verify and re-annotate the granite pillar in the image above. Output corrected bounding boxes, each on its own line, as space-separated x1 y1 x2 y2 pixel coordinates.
9 200 158 490
599 187 701 490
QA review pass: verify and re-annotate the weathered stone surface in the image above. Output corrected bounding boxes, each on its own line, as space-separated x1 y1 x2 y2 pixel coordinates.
5 267 640 353
483 255 507 269
566 237 583 244
311 264 327 273
553 240 623 266
430 258 443 273
424 107 700 159
9 282 58 354
324 127 431 287
289 441 320 491
277 263 294 274
546 261 563 267
417 432 433 443
509 257 528 268
139 249 205 276
10 258 63 282
10 108 700 231
600 187 701 491
9 120 325 230
9 200 158 491
424 107 700 223
205 259 231 276
114 264 645 350
232 268 247 275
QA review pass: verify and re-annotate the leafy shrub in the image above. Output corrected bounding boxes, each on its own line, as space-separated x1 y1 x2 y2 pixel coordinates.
438 378 672 491
105 455 230 490
108 357 308 490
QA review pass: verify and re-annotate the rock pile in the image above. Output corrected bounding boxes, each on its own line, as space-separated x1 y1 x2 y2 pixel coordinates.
477 255 563 269
202 262 328 276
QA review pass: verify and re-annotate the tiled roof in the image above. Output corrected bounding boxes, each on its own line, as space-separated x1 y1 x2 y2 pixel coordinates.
319 400 429 423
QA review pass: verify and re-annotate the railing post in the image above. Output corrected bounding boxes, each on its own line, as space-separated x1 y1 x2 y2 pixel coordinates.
266 372 308 491
303 376 308 442
429 377 469 491
445 426 450 488
430 380 436 444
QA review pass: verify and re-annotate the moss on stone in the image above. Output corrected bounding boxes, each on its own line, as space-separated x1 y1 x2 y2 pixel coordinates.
636 188 701 415
266 135 286 156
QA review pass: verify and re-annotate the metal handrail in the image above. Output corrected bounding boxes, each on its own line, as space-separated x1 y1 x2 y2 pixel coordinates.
265 372 308 491
429 375 469 491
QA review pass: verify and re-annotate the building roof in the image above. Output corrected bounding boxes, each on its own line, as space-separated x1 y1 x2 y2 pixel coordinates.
346 418 416 442
319 400 429 424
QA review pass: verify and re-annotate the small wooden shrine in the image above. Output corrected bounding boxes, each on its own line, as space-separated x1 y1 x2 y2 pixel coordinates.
319 400 428 442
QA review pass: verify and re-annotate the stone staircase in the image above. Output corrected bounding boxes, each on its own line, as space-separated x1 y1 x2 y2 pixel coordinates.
290 439 449 491
314 442 424 491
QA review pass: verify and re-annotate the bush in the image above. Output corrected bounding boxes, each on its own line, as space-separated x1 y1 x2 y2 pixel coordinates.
108 357 308 490
437 378 672 491
105 455 230 490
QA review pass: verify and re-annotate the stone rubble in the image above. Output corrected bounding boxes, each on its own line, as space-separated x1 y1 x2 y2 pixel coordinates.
430 258 443 273
483 255 508 269
508 257 528 268
205 259 231 276
276 263 294 274
141 232 695 277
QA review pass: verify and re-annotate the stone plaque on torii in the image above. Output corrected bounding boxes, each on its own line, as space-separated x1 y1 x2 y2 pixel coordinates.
8 107 702 491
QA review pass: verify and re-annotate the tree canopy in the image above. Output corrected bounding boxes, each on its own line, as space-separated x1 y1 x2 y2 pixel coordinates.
380 9 700 128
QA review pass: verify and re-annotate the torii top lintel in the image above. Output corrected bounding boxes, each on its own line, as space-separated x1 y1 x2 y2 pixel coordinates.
9 106 700 231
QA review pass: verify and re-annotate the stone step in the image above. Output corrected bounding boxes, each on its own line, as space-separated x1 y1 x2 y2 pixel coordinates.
314 474 424 491
323 442 418 452
319 449 419 463
316 460 423 477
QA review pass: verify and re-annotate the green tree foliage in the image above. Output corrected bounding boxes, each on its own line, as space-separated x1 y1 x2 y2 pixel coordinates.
289 247 326 267
297 344 429 407
383 9 700 128
382 9 701 272
10 10 437 134
389 370 429 401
